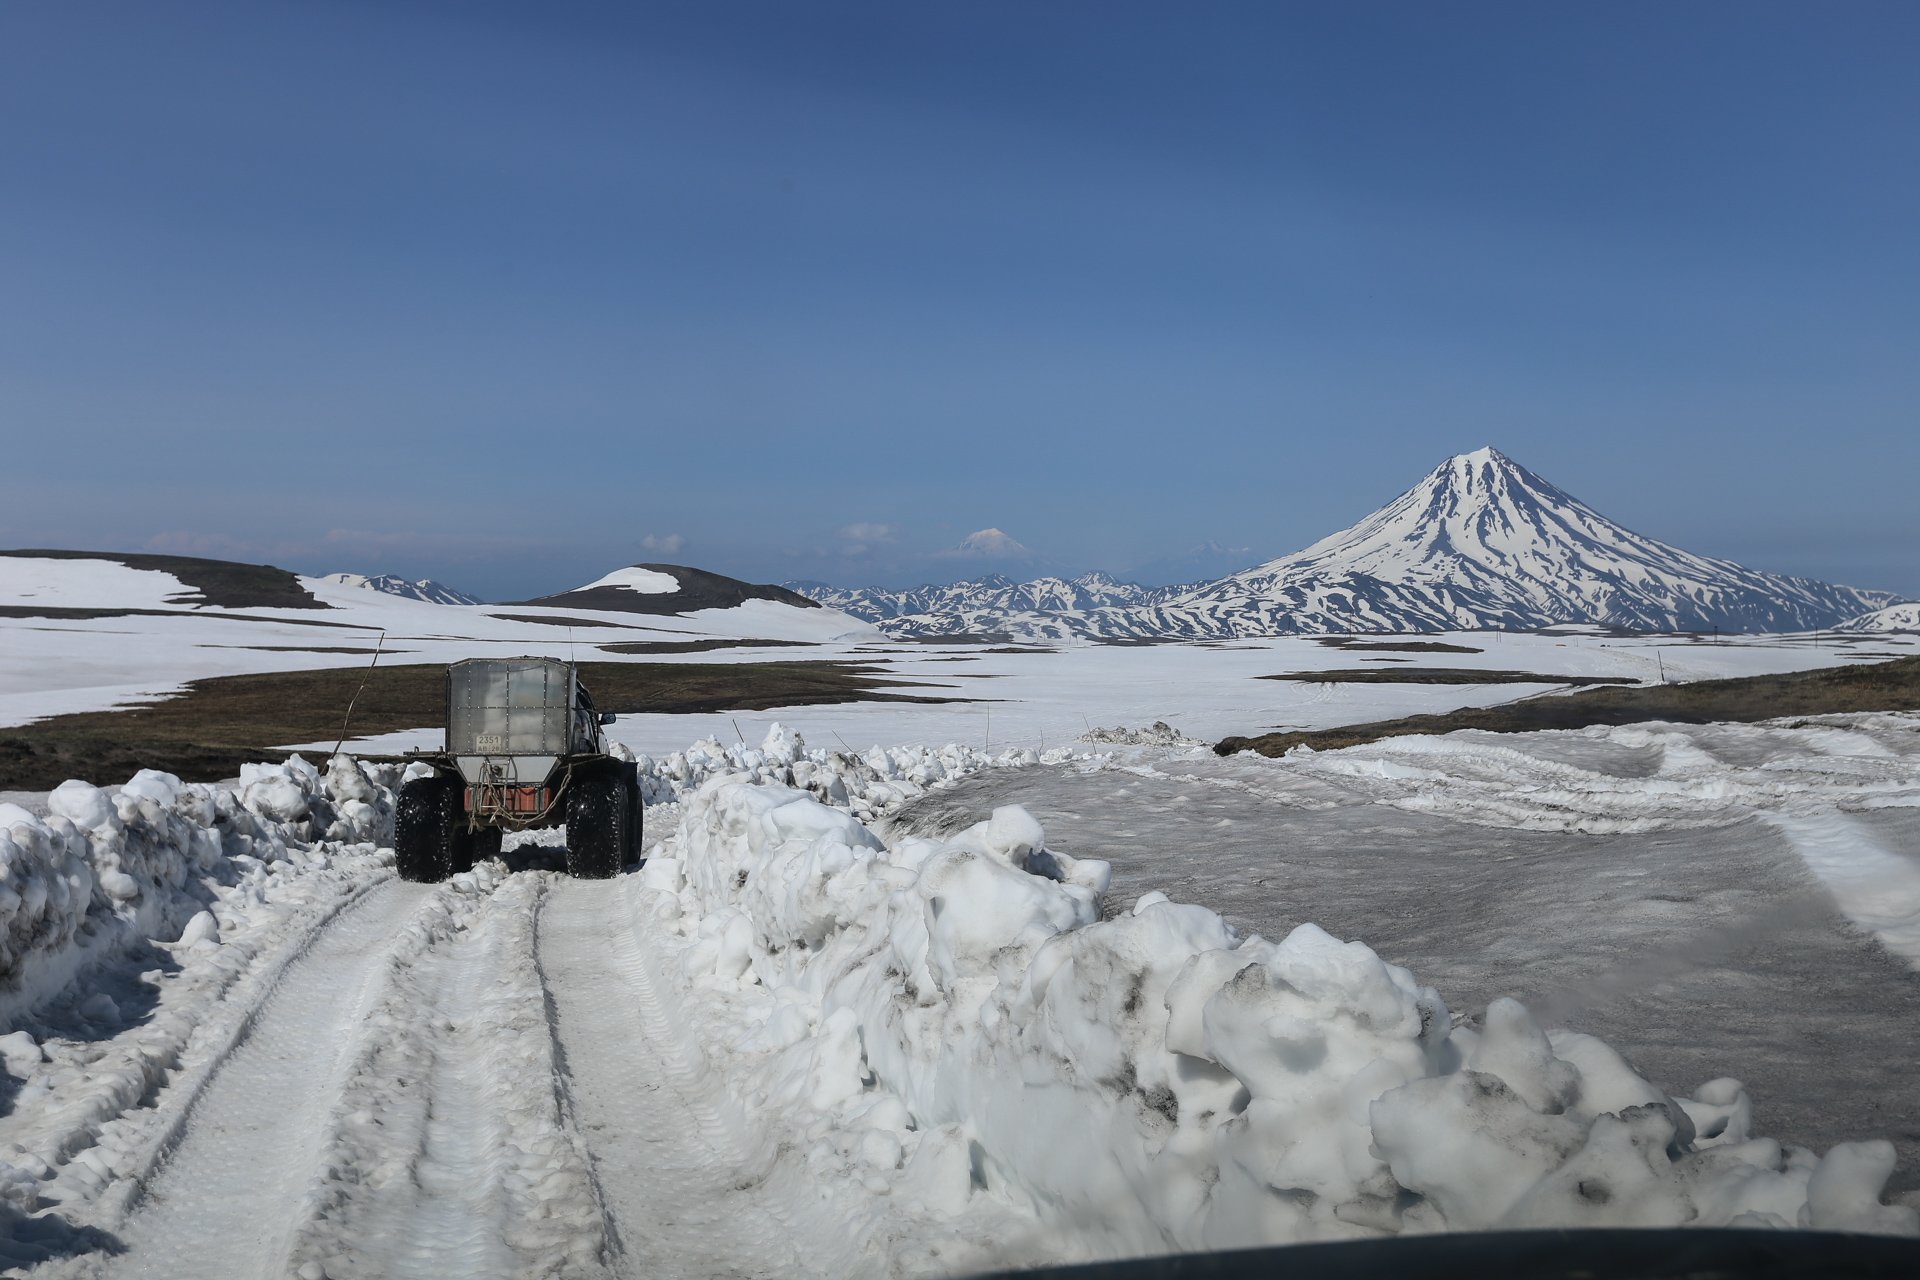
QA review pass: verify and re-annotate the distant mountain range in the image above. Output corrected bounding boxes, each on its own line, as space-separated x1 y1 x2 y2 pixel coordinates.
320 572 484 606
786 448 1909 640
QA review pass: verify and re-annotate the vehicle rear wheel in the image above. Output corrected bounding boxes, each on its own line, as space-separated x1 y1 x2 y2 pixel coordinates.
470 826 503 865
394 776 459 882
565 773 628 880
447 821 478 875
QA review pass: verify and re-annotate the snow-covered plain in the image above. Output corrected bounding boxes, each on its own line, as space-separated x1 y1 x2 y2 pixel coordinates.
5 552 1915 767
0 712 1913 1275
304 628 1920 761
0 558 875 729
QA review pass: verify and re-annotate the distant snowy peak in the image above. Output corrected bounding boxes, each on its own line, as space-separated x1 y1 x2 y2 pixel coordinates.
786 571 1177 623
935 528 1034 560
791 449 1906 640
320 573 483 606
1836 602 1920 633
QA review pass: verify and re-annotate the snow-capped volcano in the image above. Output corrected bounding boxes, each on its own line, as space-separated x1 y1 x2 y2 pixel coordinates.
1158 447 1901 635
793 449 1905 640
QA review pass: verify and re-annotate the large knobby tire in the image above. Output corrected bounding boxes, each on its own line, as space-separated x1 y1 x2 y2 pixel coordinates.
394 776 459 882
621 760 644 867
565 773 630 880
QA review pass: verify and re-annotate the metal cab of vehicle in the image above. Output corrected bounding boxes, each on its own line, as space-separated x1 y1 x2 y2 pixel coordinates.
394 657 640 882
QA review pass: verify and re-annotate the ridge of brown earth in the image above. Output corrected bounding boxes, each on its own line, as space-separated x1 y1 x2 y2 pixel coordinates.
1259 668 1639 687
485 614 647 629
595 639 815 655
0 549 327 609
1217 655 1920 757
1315 639 1485 654
0 660 962 791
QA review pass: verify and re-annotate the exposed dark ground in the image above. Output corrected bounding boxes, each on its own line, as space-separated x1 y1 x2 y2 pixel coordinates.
0 549 326 609
886 763 1920 1197
1220 655 1920 756
0 660 964 790
1258 667 1637 686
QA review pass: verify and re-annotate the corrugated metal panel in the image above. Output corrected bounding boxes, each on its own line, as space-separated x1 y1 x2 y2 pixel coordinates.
446 658 573 757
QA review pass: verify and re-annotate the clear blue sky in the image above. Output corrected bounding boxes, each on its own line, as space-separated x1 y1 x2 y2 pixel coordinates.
4 1 1917 602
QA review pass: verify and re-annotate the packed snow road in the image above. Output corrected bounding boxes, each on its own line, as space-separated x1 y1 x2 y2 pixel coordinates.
32 848 871 1280
99 881 427 1278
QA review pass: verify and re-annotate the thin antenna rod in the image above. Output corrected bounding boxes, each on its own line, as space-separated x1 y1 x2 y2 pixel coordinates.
332 630 387 760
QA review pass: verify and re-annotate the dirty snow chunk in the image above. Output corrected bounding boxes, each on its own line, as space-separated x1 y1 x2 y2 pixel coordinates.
1077 721 1206 748
643 776 1919 1262
240 765 311 824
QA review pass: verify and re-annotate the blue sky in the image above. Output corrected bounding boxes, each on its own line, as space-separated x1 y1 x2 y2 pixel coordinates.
4 1 1917 601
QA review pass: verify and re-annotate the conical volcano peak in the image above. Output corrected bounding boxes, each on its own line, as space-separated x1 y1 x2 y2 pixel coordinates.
1419 447 1552 503
1165 447 1904 635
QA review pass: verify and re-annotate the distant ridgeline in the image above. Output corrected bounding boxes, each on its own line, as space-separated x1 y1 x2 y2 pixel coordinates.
787 449 1911 641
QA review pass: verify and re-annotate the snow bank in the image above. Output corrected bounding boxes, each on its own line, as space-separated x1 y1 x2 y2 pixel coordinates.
625 725 1078 817
0 754 401 1254
637 767 1917 1265
0 755 385 1032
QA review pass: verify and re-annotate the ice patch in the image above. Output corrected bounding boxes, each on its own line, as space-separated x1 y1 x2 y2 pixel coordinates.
1765 811 1920 964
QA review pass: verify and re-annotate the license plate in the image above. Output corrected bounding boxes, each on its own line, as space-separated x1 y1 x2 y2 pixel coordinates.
474 734 506 752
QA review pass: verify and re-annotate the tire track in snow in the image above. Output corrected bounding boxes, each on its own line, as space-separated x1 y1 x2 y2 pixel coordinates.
541 876 853 1280
93 880 428 1279
282 870 606 1280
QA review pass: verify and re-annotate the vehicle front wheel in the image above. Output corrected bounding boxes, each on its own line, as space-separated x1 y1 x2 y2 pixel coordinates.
394 776 459 882
565 773 629 880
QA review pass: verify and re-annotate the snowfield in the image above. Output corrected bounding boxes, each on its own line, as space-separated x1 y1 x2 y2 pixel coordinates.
0 713 1913 1275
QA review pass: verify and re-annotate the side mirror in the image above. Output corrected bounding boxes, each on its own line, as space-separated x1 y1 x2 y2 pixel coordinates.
599 712 617 725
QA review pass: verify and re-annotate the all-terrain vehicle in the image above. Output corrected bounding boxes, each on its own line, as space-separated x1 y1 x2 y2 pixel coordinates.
394 657 640 881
